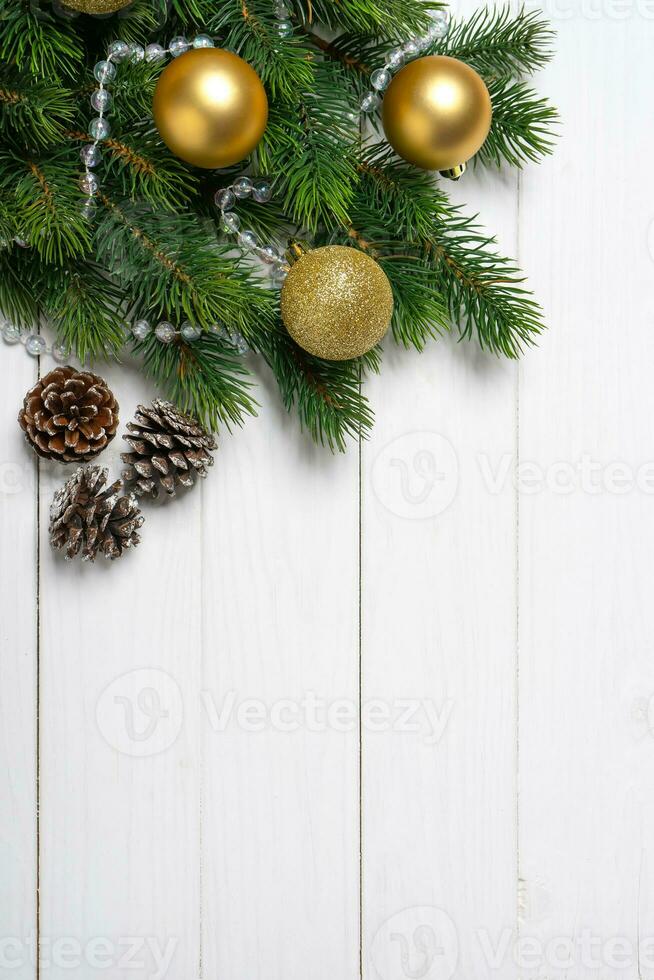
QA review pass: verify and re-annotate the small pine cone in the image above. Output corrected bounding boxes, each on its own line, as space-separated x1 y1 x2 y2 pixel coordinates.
121 399 217 498
19 365 119 463
50 465 144 562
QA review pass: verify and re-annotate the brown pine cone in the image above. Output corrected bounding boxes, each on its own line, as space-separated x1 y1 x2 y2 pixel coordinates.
121 399 217 498
49 465 144 562
18 366 119 463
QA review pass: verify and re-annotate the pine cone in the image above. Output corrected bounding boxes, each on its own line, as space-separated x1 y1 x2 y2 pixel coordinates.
50 465 144 562
121 399 217 497
19 366 119 462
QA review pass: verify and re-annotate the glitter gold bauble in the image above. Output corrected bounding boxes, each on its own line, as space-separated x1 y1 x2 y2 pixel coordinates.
280 246 394 361
61 0 132 11
382 55 492 171
152 48 268 170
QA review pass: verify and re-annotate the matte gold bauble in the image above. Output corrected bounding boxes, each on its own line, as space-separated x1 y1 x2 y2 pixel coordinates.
152 48 268 169
382 55 492 171
61 0 132 11
280 246 394 361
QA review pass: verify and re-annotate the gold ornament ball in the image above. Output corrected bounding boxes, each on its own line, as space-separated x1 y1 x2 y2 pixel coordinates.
280 246 394 361
61 0 132 11
152 48 268 170
382 55 492 171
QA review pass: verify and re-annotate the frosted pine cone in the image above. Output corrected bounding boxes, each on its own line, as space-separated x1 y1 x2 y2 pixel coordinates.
121 399 217 497
49 465 143 561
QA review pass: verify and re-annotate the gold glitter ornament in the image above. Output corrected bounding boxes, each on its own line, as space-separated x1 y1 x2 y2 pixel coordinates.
280 245 394 361
382 55 492 172
152 48 268 169
61 0 132 12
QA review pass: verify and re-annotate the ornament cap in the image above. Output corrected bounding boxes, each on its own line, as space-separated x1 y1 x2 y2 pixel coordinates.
439 162 467 181
284 240 312 266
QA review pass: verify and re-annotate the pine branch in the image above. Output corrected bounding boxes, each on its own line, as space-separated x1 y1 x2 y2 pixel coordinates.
481 77 558 167
66 123 198 210
0 1 83 81
354 146 544 356
439 6 555 80
94 199 277 333
258 61 360 232
0 148 90 261
0 67 74 148
41 260 128 359
287 0 441 37
425 204 544 357
254 319 375 452
208 0 315 101
0 246 41 327
340 222 449 351
134 329 258 431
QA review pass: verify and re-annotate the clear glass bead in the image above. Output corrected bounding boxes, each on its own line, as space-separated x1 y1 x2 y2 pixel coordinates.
107 40 130 61
2 322 21 344
129 44 145 63
402 40 419 58
252 178 272 203
275 2 290 16
80 173 99 195
371 68 391 91
145 43 166 62
13 235 29 248
387 47 405 69
214 187 235 210
91 89 112 112
233 176 253 199
25 334 46 356
132 319 152 341
277 20 293 38
89 117 110 140
221 212 241 234
238 230 258 249
271 261 290 283
257 244 278 264
193 34 214 47
415 33 432 52
169 36 191 57
94 60 116 83
231 332 249 354
155 321 176 343
360 92 381 113
428 9 450 38
181 321 202 341
80 199 97 220
52 342 70 363
80 144 100 167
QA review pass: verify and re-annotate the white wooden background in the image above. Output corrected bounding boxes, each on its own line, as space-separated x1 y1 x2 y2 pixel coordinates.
2 1 654 977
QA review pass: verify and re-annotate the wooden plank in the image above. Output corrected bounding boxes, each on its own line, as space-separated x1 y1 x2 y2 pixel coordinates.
37 364 202 980
200 375 360 980
0 345 38 980
360 139 520 980
518 13 654 977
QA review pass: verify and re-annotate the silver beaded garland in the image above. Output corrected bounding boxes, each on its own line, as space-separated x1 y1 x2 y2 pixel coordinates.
359 8 451 115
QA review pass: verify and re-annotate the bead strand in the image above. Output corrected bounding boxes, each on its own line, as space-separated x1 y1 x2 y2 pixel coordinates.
130 318 249 354
359 9 451 114
213 177 290 285
1 321 71 362
78 32 219 219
